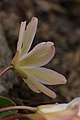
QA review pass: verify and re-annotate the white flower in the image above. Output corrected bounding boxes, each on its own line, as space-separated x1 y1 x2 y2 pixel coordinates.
11 17 67 98
37 97 80 120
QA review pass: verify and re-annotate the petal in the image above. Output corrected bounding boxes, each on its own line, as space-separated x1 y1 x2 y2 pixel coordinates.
21 17 38 56
37 102 79 120
67 97 80 108
21 67 66 85
31 99 80 120
17 42 55 67
44 105 78 120
17 21 26 51
23 78 40 93
28 75 56 98
38 104 67 113
67 97 80 117
38 98 80 114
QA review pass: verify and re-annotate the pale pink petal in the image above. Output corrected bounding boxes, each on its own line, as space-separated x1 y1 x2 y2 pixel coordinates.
23 78 40 93
18 42 55 67
67 97 80 117
21 67 66 85
38 104 67 113
37 99 80 120
43 106 79 120
26 74 54 85
28 75 56 98
72 116 80 120
21 17 38 56
67 97 80 109
17 21 26 51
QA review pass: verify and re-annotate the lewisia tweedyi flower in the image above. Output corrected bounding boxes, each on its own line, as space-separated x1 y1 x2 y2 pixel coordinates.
36 97 80 120
11 17 67 98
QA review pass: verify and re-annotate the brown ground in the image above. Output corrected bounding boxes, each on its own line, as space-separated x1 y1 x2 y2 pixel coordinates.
0 0 80 106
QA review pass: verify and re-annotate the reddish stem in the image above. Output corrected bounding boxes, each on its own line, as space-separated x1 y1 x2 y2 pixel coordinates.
0 113 30 120
0 106 37 113
0 66 13 77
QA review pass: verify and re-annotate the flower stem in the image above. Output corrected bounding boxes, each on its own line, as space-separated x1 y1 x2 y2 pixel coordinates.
0 113 30 120
0 105 37 113
0 65 13 77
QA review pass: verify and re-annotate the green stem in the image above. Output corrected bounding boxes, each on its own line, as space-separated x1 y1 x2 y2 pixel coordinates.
0 66 13 77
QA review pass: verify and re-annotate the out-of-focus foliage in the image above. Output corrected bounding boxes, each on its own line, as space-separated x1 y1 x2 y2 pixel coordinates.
0 96 17 118
0 97 80 120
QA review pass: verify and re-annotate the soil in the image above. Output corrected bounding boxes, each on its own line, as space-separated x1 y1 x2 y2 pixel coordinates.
0 0 80 106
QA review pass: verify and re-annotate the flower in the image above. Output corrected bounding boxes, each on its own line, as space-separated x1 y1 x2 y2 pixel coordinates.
11 17 67 98
35 97 80 120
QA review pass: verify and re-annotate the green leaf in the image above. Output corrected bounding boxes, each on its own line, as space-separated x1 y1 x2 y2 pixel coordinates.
0 96 17 118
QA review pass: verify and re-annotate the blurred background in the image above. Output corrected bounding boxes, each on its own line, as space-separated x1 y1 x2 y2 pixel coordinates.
0 0 80 106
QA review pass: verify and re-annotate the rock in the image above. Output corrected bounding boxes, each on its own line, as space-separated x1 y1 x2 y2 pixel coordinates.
0 24 19 95
0 0 80 104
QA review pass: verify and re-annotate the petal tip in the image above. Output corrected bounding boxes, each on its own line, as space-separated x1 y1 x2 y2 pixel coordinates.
31 17 38 24
49 91 57 99
51 93 57 99
45 42 55 50
21 21 26 26
61 76 67 84
47 42 54 46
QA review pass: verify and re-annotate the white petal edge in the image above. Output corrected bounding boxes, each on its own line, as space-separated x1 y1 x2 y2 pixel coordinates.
40 105 78 119
23 78 41 93
17 21 26 51
38 104 67 113
28 75 56 98
21 67 67 85
67 97 80 108
67 97 80 116
49 98 80 114
18 42 55 67
37 98 80 119
21 17 38 56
